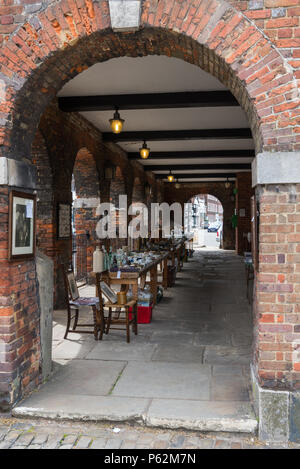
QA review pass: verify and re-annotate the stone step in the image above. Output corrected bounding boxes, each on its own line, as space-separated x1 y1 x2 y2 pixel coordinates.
13 394 257 435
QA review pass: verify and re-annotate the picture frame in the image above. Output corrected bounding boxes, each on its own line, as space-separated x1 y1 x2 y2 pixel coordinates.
57 203 71 239
100 281 118 304
67 271 79 301
9 190 36 261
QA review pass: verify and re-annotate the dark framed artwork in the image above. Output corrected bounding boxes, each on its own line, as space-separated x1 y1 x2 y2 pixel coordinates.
57 203 71 239
9 190 36 261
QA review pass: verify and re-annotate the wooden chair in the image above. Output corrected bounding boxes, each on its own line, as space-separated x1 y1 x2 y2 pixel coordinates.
95 273 138 343
61 264 104 340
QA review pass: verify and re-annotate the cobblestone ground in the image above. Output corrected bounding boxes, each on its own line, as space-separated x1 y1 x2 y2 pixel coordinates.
0 417 299 449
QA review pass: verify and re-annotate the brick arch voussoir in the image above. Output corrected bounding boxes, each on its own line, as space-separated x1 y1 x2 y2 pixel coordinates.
0 0 298 160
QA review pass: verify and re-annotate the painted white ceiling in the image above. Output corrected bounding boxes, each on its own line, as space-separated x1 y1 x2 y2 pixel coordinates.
59 56 253 181
59 56 227 96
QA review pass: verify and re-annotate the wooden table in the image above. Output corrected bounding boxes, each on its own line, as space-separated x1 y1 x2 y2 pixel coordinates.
102 252 169 307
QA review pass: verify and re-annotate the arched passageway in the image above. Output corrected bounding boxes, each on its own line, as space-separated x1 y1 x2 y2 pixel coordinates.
0 0 299 442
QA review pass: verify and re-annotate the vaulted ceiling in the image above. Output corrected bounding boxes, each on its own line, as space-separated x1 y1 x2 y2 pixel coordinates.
58 56 254 183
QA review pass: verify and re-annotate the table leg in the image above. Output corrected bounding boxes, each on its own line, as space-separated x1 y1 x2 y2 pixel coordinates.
150 265 158 305
163 257 168 289
132 282 139 304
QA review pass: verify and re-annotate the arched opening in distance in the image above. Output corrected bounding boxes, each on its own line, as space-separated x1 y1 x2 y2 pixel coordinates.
185 194 224 249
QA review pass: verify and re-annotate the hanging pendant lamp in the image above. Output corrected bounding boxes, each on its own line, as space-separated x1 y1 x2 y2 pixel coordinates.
168 170 174 183
139 141 150 159
109 107 125 134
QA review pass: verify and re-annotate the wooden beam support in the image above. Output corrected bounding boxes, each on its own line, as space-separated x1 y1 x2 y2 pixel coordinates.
58 90 239 112
145 163 251 171
128 149 255 160
102 128 252 142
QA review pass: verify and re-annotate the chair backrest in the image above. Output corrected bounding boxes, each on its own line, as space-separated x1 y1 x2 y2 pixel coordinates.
60 264 79 304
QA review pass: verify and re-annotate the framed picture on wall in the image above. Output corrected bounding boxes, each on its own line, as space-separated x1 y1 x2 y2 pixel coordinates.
9 190 36 261
57 203 71 239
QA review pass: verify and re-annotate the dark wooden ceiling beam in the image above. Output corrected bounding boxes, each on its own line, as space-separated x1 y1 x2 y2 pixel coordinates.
145 163 251 171
128 149 255 160
156 173 237 180
103 128 252 142
58 91 239 112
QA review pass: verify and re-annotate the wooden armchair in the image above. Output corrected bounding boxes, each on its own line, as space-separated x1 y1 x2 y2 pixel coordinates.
95 273 138 343
61 264 105 340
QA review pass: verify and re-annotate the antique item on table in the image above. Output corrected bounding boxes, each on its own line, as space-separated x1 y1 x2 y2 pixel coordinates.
57 203 71 239
117 291 127 305
93 246 104 273
100 281 118 304
67 271 80 301
9 190 36 261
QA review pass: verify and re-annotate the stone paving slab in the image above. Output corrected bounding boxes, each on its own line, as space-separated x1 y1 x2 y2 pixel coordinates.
151 343 204 363
52 338 97 360
86 342 157 361
42 359 126 396
112 361 211 400
204 346 252 365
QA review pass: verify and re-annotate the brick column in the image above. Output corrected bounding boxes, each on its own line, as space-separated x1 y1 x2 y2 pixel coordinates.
251 152 300 442
0 159 41 412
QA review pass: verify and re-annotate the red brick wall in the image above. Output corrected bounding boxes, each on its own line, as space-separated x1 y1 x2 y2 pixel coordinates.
73 147 101 278
254 184 300 390
230 0 300 78
0 188 41 411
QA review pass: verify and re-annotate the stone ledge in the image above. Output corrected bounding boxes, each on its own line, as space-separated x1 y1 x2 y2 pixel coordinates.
0 157 36 189
252 152 300 187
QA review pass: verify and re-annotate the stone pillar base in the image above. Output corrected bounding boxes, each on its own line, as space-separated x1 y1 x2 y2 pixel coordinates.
251 366 300 442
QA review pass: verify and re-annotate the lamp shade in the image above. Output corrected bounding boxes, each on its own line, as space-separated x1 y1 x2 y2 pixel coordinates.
109 108 124 134
139 141 150 159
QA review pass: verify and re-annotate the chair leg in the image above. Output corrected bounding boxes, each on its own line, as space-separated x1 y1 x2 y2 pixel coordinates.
64 308 71 339
106 308 112 334
99 308 105 341
72 309 79 331
126 307 130 343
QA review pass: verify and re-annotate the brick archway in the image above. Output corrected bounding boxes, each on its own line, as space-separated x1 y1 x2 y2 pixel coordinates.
0 0 299 434
0 0 299 162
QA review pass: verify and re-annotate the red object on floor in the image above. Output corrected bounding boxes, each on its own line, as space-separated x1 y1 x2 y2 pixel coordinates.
129 304 153 324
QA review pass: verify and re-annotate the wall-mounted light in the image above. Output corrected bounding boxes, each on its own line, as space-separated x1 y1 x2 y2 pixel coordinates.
139 141 150 159
225 177 231 189
109 107 124 134
167 170 174 183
